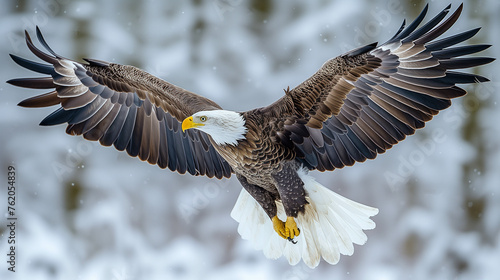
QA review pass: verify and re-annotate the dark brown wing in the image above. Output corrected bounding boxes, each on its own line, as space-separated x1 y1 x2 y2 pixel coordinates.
269 4 494 171
7 27 232 179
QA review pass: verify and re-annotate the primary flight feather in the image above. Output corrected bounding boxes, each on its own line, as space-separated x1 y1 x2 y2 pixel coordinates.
7 3 494 268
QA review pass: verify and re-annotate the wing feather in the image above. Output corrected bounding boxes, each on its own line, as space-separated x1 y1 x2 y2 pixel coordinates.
17 90 61 107
100 104 129 147
84 102 121 141
267 3 493 171
8 28 231 179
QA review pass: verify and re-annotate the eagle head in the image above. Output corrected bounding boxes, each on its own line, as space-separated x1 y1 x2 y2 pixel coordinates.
182 110 247 146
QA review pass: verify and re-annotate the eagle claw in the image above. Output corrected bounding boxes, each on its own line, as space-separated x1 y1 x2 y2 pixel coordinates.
287 237 298 244
272 216 300 243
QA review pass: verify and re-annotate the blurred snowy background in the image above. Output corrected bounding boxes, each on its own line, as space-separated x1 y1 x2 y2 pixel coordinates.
0 0 499 279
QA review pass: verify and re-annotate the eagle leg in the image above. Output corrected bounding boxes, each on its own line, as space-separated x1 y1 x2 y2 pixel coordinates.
236 174 278 218
271 162 308 242
272 162 308 217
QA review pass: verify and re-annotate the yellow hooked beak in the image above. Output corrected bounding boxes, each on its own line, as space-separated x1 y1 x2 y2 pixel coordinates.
182 116 204 132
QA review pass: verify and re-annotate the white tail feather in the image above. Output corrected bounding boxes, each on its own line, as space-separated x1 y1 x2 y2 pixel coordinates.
230 168 378 268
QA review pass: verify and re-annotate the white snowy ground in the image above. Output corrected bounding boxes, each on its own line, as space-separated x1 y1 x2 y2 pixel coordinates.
0 0 499 279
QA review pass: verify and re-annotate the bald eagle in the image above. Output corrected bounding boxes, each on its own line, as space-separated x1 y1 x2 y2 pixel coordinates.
7 4 494 268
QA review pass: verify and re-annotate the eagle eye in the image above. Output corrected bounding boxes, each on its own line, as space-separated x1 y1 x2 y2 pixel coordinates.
200 116 207 122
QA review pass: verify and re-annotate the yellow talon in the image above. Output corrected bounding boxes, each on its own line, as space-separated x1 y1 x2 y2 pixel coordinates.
285 216 300 240
272 216 287 239
272 216 300 243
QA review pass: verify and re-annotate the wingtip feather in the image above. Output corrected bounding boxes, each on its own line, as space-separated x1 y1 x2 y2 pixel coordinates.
35 26 59 58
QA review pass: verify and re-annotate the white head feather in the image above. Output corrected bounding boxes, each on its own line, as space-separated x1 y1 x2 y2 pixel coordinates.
191 110 247 146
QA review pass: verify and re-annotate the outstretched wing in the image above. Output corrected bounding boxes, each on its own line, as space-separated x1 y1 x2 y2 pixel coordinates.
7 27 232 179
271 4 494 171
